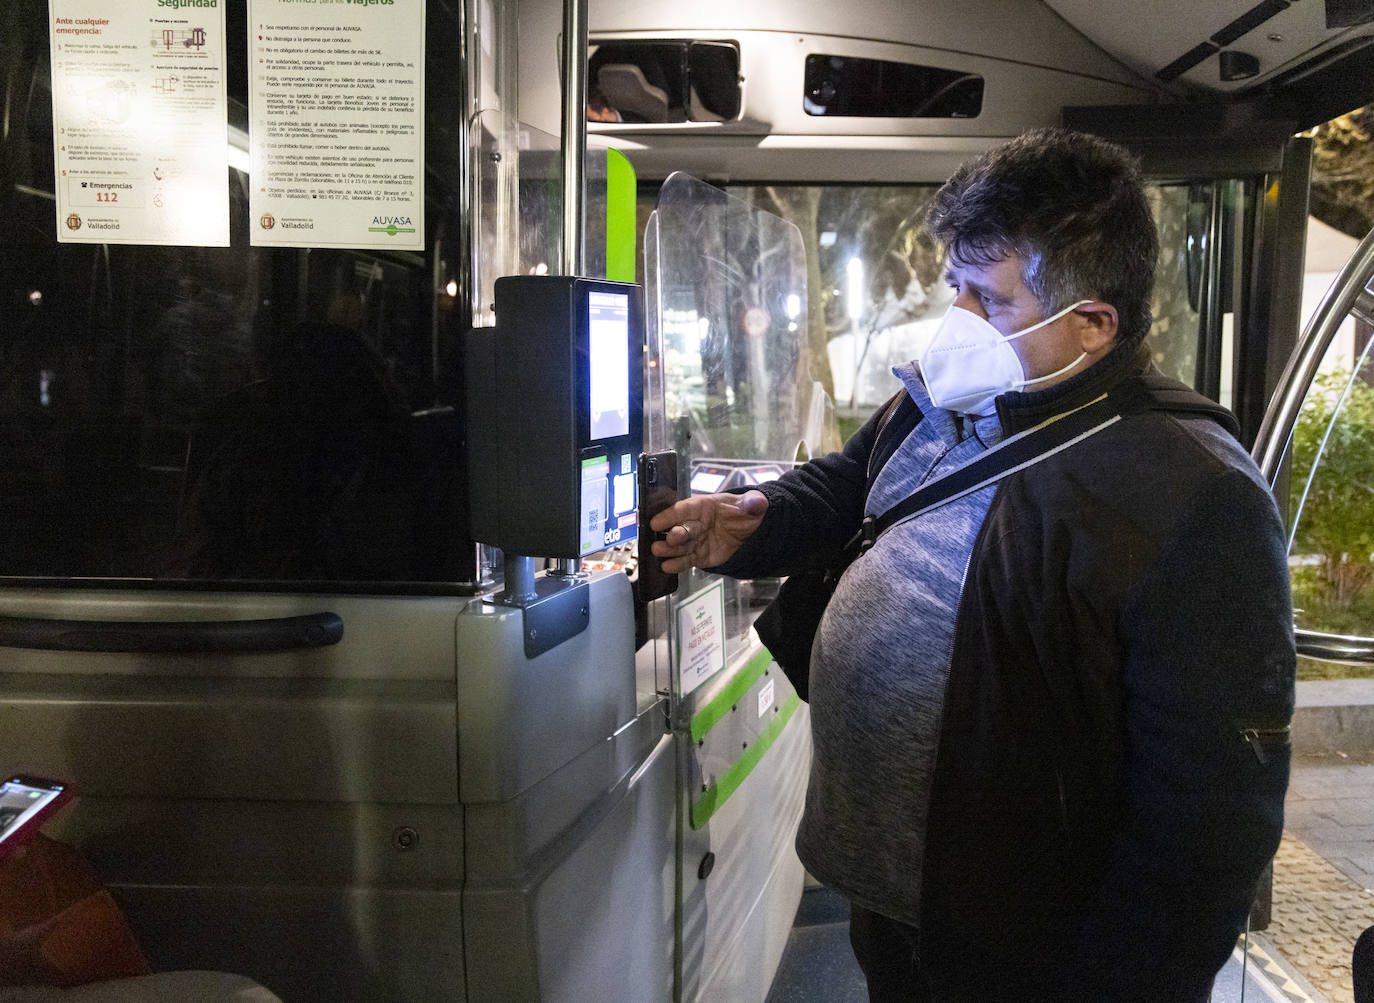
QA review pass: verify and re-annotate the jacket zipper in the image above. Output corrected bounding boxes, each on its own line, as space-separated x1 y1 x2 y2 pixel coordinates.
1238 724 1291 765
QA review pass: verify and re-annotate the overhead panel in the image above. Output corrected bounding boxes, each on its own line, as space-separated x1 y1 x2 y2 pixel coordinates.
1045 0 1372 95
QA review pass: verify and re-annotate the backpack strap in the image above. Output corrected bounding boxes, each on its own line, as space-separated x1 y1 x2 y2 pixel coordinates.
835 375 1239 575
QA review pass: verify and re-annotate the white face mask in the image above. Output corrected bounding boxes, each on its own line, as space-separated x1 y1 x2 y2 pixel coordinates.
917 299 1094 414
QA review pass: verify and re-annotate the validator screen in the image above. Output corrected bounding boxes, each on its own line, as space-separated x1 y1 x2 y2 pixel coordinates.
588 291 630 441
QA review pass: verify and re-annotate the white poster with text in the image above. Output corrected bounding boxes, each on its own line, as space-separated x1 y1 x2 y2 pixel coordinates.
49 0 230 246
248 0 424 249
676 581 727 697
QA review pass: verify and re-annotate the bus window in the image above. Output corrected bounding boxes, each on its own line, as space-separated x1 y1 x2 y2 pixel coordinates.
687 181 1243 429
0 0 473 588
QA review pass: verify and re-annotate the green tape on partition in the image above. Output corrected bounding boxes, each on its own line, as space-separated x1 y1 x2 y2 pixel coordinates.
690 648 774 743
605 148 636 283
690 691 802 830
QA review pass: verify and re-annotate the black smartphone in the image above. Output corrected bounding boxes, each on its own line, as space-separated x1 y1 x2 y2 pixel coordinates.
0 774 74 858
637 450 680 602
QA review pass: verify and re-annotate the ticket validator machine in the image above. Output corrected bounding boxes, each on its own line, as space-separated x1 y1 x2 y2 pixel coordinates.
466 275 644 653
455 275 676 999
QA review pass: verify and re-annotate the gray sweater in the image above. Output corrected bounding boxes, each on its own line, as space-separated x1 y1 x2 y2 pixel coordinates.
801 363 1001 924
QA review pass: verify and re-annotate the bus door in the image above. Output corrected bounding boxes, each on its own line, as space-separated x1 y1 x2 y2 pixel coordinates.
1246 226 1374 984
1057 110 1316 449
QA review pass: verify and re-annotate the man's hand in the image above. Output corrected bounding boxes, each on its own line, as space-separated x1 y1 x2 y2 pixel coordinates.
648 491 769 573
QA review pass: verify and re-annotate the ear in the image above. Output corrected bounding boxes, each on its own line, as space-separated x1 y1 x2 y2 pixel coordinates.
1074 301 1118 356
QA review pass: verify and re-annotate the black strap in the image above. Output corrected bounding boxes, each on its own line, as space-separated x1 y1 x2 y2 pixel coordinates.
838 387 1153 566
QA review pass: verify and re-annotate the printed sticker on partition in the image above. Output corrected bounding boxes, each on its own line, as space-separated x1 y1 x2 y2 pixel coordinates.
248 0 425 249
49 0 231 246
757 676 775 718
580 456 610 557
676 580 727 697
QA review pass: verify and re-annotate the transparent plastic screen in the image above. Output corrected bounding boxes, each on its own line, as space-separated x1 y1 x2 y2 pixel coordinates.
645 173 821 687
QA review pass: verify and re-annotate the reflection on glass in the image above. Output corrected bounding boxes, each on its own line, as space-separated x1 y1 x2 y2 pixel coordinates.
722 184 946 420
707 183 1215 425
802 54 983 119
1 0 475 587
650 174 817 463
587 41 741 124
1149 185 1205 385
648 173 821 672
471 113 563 328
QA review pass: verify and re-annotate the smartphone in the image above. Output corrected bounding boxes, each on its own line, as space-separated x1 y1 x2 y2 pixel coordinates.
637 450 680 603
0 775 74 859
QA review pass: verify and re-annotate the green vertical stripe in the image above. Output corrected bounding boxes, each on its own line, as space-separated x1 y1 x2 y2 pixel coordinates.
690 691 802 829
605 148 636 283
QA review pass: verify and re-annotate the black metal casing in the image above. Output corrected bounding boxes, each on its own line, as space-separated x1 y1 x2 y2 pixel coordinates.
467 276 644 558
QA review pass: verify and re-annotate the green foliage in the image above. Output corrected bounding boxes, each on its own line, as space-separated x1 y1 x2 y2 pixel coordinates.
1309 107 1374 241
1290 368 1374 614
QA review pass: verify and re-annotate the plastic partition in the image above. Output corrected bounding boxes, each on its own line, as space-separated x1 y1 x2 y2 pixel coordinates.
644 173 825 695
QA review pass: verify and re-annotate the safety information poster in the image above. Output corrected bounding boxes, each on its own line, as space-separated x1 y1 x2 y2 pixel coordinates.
48 0 230 246
676 581 727 697
248 0 425 249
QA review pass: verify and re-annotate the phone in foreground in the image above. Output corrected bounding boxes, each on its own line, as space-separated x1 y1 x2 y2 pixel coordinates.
0 774 74 859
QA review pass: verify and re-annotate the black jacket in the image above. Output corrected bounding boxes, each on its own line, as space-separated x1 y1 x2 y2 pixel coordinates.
718 348 1295 1001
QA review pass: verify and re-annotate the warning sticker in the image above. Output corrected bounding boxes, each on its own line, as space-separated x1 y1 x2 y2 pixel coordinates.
49 0 230 245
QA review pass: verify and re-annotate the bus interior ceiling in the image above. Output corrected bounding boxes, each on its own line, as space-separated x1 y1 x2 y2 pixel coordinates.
587 0 1374 183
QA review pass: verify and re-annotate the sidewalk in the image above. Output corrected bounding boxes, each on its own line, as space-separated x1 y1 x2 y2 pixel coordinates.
1263 679 1374 1003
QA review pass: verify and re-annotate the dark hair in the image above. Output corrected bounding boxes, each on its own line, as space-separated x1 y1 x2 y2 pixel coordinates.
925 127 1158 348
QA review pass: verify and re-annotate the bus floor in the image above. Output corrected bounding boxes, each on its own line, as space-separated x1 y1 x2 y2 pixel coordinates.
765 756 1371 1003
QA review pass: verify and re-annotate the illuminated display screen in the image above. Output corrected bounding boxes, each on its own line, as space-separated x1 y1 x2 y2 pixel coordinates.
691 470 727 493
0 778 65 848
588 291 630 441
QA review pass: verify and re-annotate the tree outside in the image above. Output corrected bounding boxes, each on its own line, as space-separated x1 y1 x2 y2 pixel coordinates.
1309 106 1374 241
1289 365 1374 677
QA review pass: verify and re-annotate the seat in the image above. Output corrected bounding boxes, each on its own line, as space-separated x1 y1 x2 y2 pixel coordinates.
597 64 670 122
0 971 282 1002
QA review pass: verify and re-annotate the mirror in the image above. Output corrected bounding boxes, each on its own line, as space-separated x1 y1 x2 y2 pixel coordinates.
588 41 741 124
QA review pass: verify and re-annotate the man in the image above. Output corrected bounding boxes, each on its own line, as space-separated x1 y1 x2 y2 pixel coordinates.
650 128 1294 1001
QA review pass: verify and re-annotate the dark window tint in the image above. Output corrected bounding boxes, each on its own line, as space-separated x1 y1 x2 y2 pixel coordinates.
803 54 983 118
0 0 475 589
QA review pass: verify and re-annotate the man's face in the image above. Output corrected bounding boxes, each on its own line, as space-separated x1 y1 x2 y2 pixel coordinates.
943 252 1090 387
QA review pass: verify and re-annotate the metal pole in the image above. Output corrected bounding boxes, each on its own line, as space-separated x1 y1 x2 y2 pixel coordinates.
1252 224 1374 483
552 0 589 579
502 553 539 604
559 0 587 278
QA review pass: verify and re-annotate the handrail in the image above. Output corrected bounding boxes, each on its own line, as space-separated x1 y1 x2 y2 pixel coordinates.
1253 225 1374 484
1296 628 1374 664
0 612 343 653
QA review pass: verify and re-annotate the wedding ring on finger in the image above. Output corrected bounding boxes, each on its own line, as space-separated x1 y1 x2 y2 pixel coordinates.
678 524 694 544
